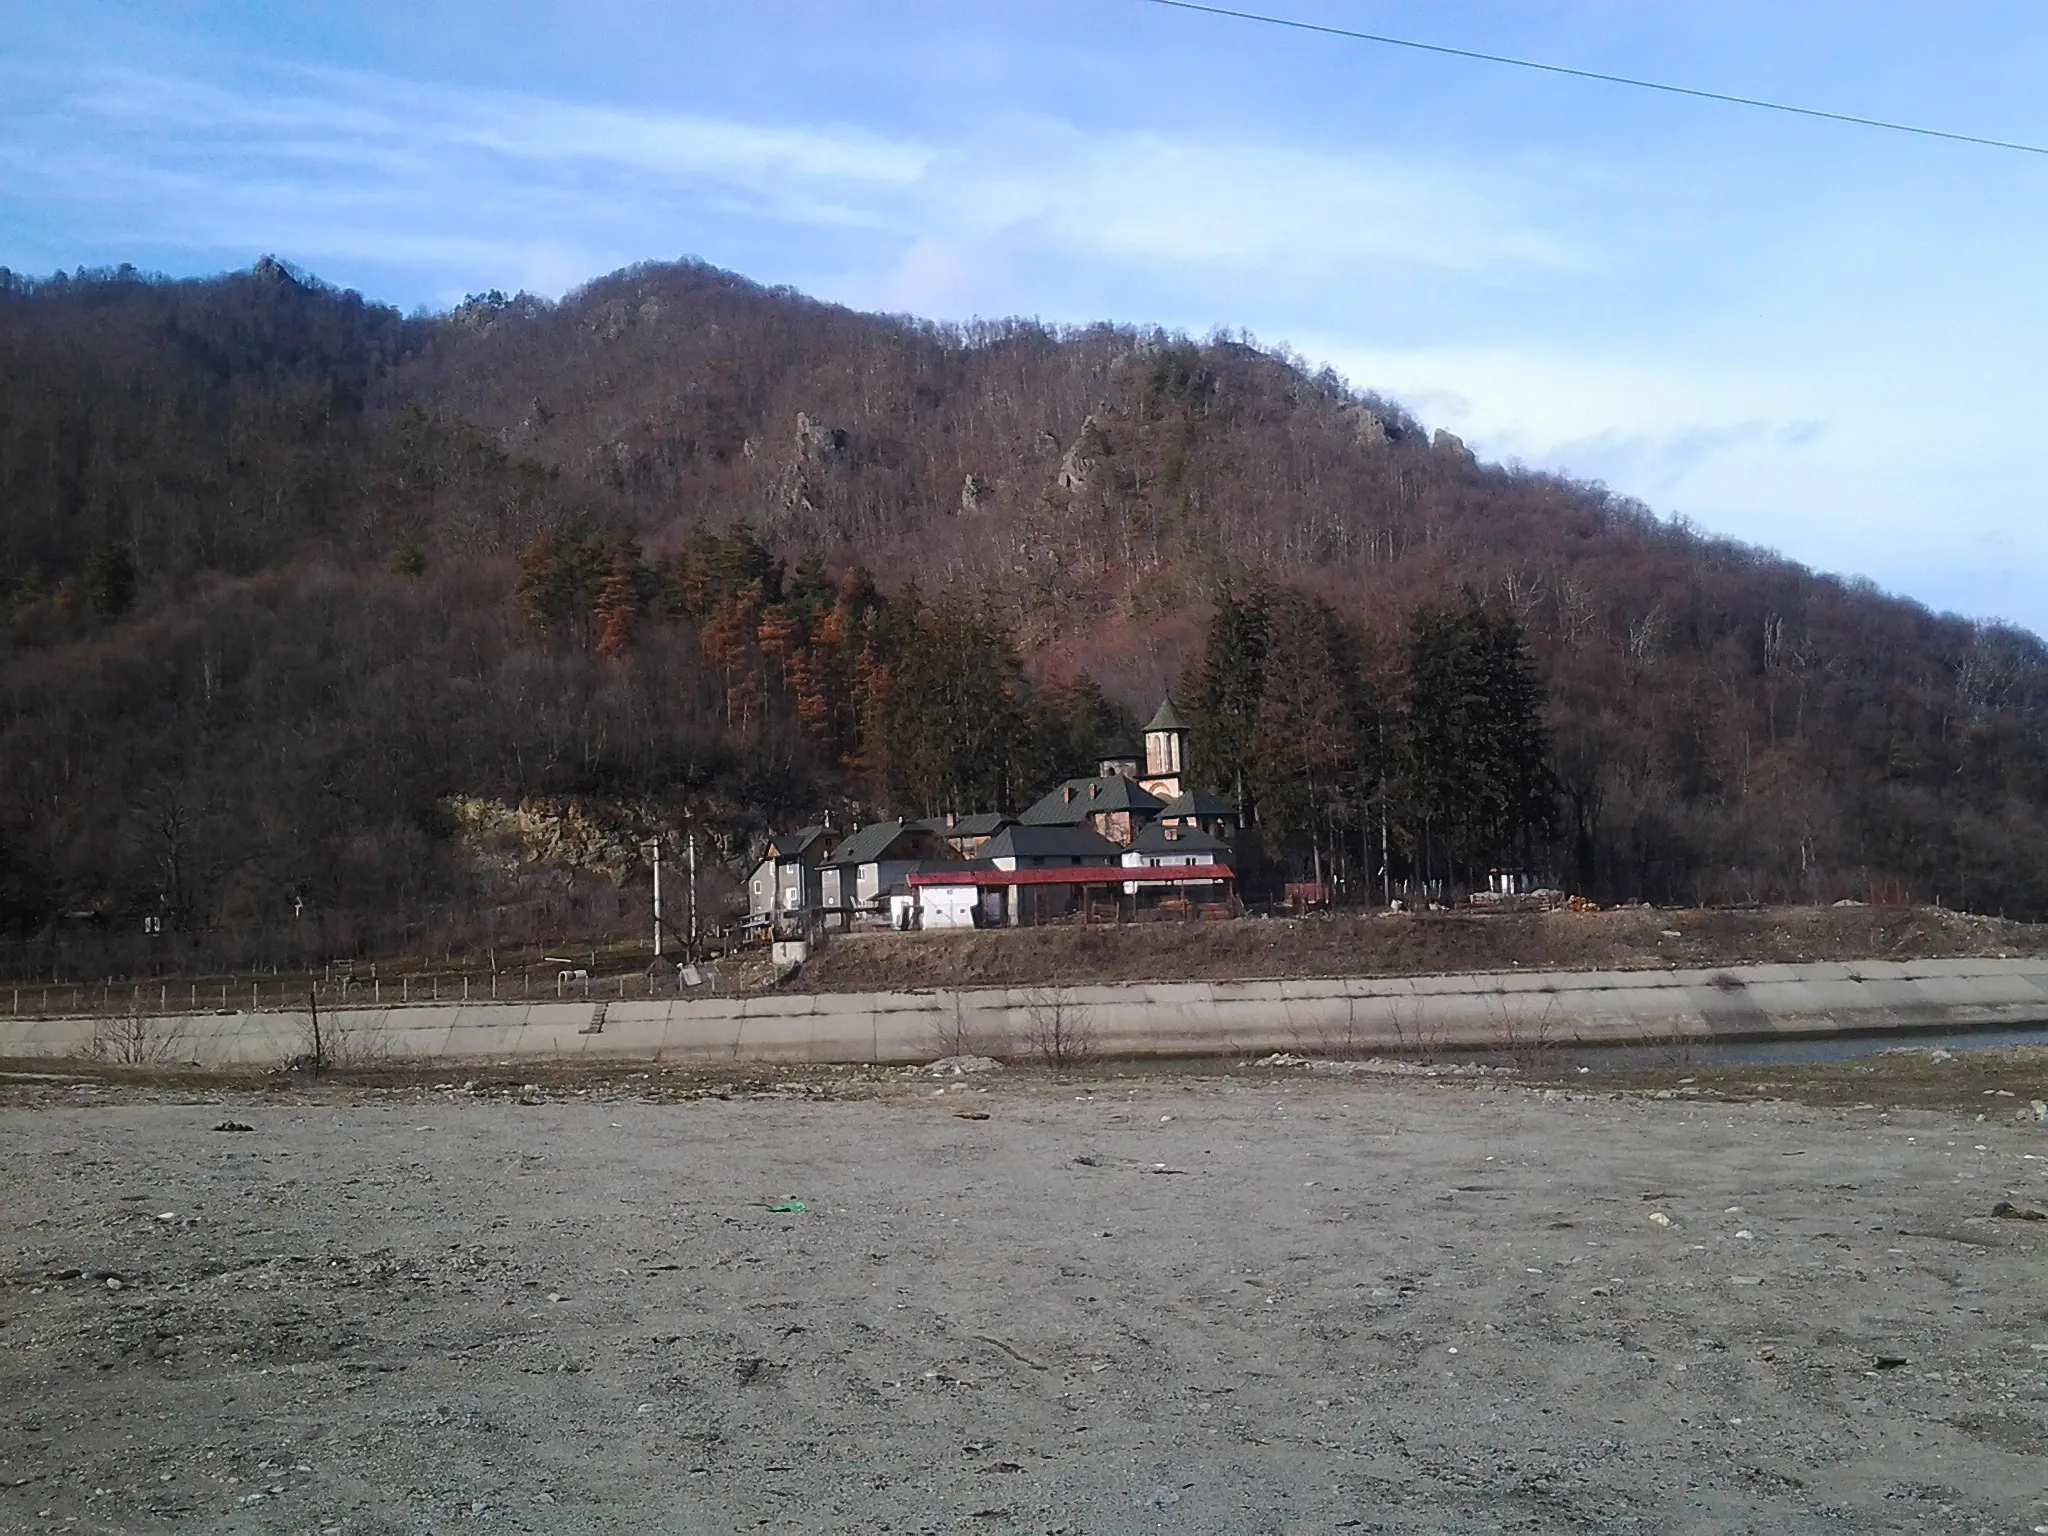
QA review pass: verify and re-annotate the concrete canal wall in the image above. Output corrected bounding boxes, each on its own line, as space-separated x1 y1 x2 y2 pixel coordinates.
3 956 2046 1069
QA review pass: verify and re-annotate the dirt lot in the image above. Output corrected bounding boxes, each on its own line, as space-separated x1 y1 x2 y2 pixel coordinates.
793 904 2046 995
3 1057 2047 1535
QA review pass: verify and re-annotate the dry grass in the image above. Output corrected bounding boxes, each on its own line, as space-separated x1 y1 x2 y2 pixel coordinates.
797 905 2045 995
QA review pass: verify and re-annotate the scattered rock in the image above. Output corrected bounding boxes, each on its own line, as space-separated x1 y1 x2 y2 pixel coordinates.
1991 1199 2047 1221
1251 1053 1516 1079
1874 1355 1908 1370
1648 1212 1673 1228
928 1056 1003 1077
953 1111 991 1121
517 1085 545 1106
212 1121 255 1133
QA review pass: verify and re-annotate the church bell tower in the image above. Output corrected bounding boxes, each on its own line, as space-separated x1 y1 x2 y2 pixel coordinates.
1140 697 1186 801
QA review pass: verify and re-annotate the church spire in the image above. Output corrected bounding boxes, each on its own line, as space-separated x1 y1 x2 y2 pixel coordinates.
1141 696 1186 800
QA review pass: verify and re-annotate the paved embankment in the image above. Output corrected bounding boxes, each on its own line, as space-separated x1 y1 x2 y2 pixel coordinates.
4 955 2047 1068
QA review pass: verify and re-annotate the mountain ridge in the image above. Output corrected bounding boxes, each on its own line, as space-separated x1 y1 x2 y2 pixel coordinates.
3 256 2045 969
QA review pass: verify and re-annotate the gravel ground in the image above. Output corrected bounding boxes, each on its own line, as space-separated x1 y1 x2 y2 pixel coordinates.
3 1072 2047 1534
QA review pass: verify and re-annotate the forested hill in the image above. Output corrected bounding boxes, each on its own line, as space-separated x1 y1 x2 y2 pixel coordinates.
4 256 2047 969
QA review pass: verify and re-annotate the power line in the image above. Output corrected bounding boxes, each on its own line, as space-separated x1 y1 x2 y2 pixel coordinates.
1145 0 2048 156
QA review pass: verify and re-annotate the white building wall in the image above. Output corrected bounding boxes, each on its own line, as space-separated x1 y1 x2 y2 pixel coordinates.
920 886 982 929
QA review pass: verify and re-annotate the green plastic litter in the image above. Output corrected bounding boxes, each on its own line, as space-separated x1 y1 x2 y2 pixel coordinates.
764 1200 806 1213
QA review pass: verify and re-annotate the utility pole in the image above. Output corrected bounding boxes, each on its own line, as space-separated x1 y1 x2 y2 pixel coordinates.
648 840 664 958
686 827 700 960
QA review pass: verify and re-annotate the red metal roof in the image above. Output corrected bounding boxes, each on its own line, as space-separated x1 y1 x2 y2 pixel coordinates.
908 864 1234 888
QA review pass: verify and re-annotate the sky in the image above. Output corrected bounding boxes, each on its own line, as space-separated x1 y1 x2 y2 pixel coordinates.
4 1 2046 633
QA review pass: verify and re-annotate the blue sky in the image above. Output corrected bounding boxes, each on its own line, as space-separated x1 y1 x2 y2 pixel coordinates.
5 2 2046 632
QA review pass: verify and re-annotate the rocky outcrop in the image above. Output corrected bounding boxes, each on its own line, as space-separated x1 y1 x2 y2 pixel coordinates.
795 412 848 463
1055 415 1111 494
1432 428 1476 465
446 796 655 884
1342 404 1412 450
959 473 992 514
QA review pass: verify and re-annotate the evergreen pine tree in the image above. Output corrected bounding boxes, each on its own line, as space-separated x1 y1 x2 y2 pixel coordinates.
1186 587 1270 818
1405 600 1555 884
1254 591 1361 878
81 541 136 617
387 538 427 579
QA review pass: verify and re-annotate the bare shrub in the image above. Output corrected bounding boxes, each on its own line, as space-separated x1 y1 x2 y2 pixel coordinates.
1650 1019 1713 1070
1488 991 1560 1074
1299 992 1378 1061
325 1013 394 1069
80 1007 184 1065
1022 986 1095 1069
291 989 393 1074
1387 992 1446 1063
925 993 1009 1063
296 1008 393 1072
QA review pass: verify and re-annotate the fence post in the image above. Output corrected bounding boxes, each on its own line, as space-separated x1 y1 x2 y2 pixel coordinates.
403 976 409 1004
463 975 470 1001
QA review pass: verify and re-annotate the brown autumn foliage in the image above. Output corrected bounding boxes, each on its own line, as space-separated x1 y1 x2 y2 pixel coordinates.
2 255 2046 976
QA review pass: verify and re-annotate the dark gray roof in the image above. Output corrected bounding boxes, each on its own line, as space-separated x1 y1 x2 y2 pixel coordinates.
767 825 835 860
1129 821 1230 857
947 811 1014 837
1019 776 1164 825
980 824 1120 863
823 819 941 867
1145 697 1186 733
1158 789 1236 820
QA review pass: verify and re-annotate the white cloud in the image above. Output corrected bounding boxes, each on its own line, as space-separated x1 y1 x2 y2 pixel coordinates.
4 58 1586 306
915 118 1587 281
